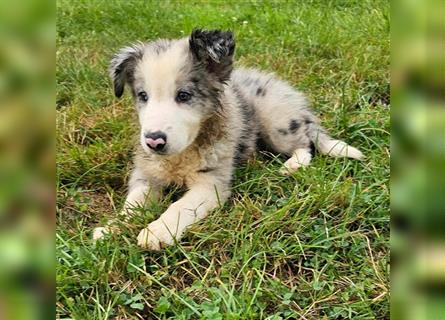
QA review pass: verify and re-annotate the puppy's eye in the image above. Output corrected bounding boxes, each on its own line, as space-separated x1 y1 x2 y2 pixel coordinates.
137 91 148 102
176 91 192 103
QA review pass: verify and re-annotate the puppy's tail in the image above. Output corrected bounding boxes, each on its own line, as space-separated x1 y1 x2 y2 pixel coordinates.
308 123 364 160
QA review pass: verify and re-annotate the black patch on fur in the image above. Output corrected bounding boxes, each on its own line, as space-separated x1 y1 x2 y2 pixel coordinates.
277 128 288 135
309 141 316 157
232 85 257 165
184 71 223 111
256 135 268 151
304 119 313 125
289 119 301 133
110 45 144 98
236 143 247 157
197 167 215 173
189 29 235 82
255 134 277 157
256 87 266 96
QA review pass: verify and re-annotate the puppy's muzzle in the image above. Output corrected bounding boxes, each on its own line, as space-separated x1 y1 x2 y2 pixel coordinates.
145 131 167 152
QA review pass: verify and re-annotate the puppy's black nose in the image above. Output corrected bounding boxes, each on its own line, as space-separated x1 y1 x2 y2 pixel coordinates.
144 131 167 151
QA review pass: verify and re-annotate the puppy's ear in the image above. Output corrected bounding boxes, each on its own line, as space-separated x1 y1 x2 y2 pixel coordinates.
109 43 145 98
189 29 235 82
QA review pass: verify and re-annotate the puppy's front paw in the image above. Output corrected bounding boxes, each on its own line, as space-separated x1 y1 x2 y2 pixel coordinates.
137 219 176 251
92 226 110 241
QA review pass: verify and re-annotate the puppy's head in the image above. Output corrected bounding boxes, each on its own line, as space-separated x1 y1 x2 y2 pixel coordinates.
109 29 235 156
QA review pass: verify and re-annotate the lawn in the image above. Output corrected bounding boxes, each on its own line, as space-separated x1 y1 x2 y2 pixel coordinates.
56 0 390 319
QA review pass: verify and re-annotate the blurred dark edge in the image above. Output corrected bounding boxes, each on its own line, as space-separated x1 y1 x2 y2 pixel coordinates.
391 0 445 319
0 0 55 319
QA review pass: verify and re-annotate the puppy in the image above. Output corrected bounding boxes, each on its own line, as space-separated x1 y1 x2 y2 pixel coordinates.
93 29 363 250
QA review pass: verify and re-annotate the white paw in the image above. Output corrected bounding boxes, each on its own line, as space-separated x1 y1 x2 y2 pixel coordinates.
280 149 312 176
280 158 303 176
137 219 176 250
92 226 110 241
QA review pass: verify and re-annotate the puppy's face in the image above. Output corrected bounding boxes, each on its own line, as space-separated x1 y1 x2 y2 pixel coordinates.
110 30 235 156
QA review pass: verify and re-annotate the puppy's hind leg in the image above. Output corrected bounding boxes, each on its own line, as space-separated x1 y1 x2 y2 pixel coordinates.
280 147 313 176
262 119 314 176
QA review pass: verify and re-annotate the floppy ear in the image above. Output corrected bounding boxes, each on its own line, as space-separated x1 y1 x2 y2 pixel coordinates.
189 29 235 82
109 43 145 98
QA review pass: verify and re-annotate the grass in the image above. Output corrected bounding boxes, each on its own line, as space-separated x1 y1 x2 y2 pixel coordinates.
56 0 390 318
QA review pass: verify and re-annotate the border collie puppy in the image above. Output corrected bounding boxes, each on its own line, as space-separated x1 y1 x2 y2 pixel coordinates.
93 29 363 250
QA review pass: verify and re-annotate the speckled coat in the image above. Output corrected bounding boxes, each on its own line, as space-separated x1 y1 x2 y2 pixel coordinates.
93 29 363 250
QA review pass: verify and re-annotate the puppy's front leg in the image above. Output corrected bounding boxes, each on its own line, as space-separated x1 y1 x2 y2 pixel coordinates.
93 168 160 240
137 175 230 250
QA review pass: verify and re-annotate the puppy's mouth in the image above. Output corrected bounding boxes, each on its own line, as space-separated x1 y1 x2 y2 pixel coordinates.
152 149 168 156
140 143 169 156
148 147 169 156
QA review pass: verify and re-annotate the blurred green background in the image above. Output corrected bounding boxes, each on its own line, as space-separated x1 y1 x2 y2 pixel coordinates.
0 0 443 318
391 0 445 319
0 0 54 319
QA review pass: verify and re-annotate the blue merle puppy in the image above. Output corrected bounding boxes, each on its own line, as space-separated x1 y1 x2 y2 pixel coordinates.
93 29 364 250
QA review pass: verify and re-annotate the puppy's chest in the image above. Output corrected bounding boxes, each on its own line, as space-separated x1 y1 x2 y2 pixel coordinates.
138 145 225 187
